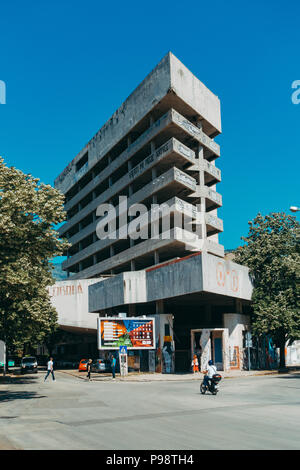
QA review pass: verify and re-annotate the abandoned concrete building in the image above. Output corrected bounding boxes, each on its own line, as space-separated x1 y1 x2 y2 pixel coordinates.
54 52 253 372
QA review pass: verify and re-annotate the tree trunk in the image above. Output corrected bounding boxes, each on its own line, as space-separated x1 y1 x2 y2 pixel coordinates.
278 331 288 372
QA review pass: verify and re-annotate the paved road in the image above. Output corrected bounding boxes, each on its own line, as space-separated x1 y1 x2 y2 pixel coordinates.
0 371 300 450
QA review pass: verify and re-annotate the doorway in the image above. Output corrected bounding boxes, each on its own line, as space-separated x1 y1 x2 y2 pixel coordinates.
191 329 225 371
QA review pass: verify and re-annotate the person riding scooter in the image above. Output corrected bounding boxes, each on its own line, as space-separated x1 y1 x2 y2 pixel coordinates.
203 359 217 387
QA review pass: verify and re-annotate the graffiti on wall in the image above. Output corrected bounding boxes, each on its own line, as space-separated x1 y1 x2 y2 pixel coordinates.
216 262 239 293
48 284 83 297
200 329 211 370
243 335 279 370
229 346 240 370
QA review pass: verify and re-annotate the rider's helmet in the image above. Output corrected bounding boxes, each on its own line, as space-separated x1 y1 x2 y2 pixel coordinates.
208 360 214 366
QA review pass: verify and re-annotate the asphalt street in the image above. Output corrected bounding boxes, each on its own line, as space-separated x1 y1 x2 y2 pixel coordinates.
0 371 300 450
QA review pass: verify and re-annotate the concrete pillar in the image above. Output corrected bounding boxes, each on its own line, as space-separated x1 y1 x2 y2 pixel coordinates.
154 311 175 374
128 304 136 316
223 313 251 370
154 250 159 265
156 299 164 314
196 118 203 130
200 329 211 371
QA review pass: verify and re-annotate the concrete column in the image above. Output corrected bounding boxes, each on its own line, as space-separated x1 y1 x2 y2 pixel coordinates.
108 155 113 187
130 260 135 271
128 304 136 316
196 118 203 130
154 312 175 374
128 160 133 196
223 313 251 370
154 250 160 265
156 299 164 314
200 329 211 371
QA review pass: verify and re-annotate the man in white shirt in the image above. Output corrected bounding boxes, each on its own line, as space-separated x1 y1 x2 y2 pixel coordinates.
44 357 55 382
203 360 217 387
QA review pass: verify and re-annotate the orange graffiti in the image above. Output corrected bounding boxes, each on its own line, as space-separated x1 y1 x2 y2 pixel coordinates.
216 263 239 293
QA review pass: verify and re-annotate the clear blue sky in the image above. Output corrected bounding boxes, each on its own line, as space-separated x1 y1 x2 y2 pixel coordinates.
0 0 299 250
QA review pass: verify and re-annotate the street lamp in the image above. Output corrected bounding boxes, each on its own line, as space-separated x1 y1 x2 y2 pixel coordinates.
290 206 300 213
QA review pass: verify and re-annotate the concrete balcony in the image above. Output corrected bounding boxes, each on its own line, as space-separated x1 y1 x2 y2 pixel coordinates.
186 159 221 186
62 169 198 271
203 239 224 258
59 140 197 237
188 186 222 211
64 108 218 214
171 109 220 158
205 213 223 235
64 165 198 248
68 227 205 279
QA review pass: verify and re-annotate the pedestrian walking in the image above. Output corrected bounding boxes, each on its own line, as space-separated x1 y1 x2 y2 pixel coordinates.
111 354 116 380
44 357 55 382
86 359 92 381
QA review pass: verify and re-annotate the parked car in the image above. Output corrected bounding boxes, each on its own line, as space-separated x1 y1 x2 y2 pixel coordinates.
91 359 111 373
20 356 38 374
78 359 88 372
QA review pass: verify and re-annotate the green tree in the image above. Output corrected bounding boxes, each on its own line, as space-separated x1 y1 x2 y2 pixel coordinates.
235 212 300 369
0 158 69 355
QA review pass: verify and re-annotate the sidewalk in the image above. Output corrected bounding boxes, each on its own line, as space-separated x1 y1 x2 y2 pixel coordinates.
2 366 299 384
57 368 282 382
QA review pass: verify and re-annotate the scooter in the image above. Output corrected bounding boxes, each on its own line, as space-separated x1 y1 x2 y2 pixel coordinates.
200 373 222 395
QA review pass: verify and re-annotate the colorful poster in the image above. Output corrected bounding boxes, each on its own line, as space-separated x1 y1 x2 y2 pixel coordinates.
98 317 155 350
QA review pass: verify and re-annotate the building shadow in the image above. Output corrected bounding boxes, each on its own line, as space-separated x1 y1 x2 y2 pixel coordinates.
0 390 46 403
276 373 300 380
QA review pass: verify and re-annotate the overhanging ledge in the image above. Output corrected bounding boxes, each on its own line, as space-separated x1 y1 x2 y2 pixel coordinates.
88 252 253 312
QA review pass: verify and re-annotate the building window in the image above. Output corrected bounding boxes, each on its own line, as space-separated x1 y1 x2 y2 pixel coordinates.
76 152 88 172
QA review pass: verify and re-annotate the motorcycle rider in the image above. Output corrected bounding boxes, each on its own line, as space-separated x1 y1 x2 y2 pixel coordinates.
203 359 217 388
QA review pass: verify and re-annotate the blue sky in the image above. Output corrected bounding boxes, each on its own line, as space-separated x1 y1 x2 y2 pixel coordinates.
0 0 299 250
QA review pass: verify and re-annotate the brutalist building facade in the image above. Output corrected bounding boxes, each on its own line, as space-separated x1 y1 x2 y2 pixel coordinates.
55 53 252 373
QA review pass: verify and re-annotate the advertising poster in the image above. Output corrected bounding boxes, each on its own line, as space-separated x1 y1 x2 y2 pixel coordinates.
98 317 155 350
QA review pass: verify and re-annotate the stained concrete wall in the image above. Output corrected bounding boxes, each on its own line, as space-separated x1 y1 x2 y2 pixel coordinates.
48 279 103 330
55 52 221 195
88 252 253 312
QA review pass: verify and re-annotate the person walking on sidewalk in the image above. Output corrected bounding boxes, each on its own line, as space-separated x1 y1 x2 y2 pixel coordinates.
44 357 55 382
111 354 116 380
86 359 92 381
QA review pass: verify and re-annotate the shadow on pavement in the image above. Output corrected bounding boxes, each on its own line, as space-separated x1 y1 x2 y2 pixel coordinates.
0 375 41 385
0 390 46 403
276 373 300 379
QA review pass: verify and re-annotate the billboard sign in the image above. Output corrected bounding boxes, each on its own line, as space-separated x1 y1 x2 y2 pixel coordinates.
98 317 155 350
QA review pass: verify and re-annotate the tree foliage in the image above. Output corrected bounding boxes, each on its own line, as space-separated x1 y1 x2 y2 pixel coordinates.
235 212 300 367
0 158 69 352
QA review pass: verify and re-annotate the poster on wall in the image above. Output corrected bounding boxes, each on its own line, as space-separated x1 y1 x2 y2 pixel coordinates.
97 317 155 350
